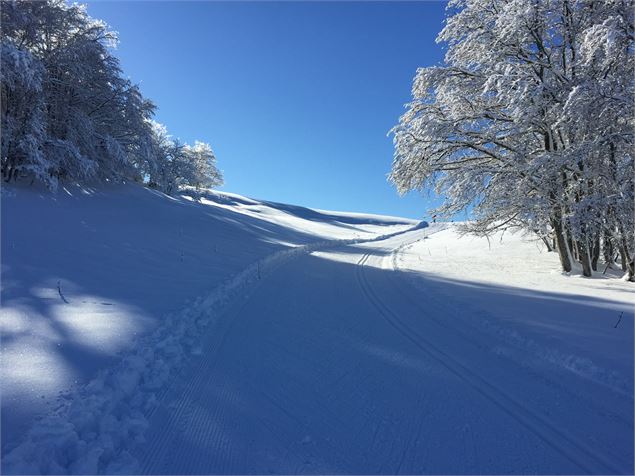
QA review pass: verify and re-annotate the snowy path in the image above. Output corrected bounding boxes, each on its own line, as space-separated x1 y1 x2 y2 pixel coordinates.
134 230 633 474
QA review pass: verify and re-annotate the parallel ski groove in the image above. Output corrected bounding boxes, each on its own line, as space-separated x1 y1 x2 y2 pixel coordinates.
356 251 620 475
137 228 420 473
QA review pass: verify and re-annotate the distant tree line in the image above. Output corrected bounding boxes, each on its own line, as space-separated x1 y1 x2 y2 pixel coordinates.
1 0 222 193
390 0 634 279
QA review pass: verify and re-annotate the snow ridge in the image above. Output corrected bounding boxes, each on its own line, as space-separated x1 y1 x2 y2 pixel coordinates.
2 224 423 475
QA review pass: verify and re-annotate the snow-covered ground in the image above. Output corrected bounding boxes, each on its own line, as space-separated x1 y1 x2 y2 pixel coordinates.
2 185 633 474
1 183 414 469
396 225 634 394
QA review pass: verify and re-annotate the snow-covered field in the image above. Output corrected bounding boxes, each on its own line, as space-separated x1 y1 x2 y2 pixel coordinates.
1 184 633 474
1 183 414 471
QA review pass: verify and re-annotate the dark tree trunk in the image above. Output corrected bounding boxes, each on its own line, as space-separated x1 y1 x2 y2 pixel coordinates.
567 235 577 261
577 237 593 277
541 236 553 252
628 259 635 282
620 247 627 271
617 223 632 276
551 213 572 272
619 243 634 281
572 239 580 262
591 235 600 271
603 230 614 264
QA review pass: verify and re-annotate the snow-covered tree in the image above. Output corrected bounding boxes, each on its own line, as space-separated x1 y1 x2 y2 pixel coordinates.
1 0 222 195
390 0 634 279
184 141 223 189
1 42 48 185
147 123 223 195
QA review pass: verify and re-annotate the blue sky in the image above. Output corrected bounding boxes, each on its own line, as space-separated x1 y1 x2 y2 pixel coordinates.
86 1 450 219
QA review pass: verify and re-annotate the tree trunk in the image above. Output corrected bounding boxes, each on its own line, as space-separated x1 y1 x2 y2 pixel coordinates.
620 247 627 271
603 230 614 264
591 235 600 271
619 246 634 280
567 235 577 261
619 242 634 281
617 223 632 275
577 237 592 277
541 236 553 252
551 213 572 272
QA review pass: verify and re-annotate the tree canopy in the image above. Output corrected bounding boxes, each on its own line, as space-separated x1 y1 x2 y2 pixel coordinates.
391 0 634 278
1 0 222 193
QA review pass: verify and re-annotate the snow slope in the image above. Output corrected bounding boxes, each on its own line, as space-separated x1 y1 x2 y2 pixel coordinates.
0 183 414 464
2 186 633 474
129 225 632 475
395 225 634 394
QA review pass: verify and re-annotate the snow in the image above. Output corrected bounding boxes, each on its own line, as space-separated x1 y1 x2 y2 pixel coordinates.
2 185 633 474
1 183 414 469
395 225 633 394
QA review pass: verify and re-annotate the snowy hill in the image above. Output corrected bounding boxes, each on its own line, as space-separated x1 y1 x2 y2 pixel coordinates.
1 183 415 457
2 184 632 474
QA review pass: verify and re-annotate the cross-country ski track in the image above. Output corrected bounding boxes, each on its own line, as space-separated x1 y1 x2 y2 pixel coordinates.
134 228 632 475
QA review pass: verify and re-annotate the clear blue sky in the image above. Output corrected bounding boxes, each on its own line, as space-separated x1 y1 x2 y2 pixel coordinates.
86 1 449 219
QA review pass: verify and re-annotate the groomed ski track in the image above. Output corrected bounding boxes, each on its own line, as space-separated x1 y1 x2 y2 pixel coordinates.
135 228 633 475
